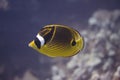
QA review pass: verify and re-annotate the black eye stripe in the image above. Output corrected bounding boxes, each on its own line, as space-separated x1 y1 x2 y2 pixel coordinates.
44 26 55 44
34 38 41 49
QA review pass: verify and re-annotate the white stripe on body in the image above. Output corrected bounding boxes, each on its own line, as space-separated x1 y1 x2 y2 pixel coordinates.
36 34 45 46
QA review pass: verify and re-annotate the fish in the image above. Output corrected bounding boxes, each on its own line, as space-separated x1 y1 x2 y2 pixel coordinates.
28 24 84 57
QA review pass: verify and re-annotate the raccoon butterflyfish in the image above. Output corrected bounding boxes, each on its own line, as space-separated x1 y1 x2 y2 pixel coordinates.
28 24 84 57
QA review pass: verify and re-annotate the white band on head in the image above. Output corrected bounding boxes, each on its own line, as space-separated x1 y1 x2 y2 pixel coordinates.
36 34 45 46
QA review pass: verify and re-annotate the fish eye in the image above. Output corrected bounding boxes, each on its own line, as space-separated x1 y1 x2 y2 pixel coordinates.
34 38 41 49
71 40 76 46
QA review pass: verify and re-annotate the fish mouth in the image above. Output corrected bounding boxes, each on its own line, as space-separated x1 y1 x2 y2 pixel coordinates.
28 40 35 48
28 40 40 51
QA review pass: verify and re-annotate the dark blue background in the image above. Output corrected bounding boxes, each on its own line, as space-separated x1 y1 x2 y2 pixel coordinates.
0 0 120 55
0 0 120 79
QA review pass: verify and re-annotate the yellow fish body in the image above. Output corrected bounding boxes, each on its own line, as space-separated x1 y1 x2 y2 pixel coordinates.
29 24 84 57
